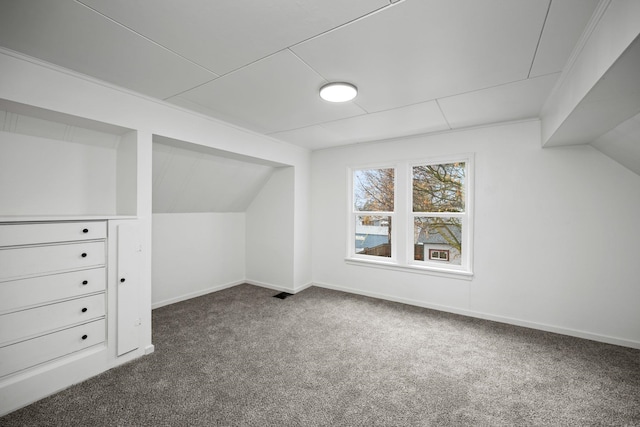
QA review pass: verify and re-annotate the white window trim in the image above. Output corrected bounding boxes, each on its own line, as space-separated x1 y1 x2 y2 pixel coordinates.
346 154 474 279
347 164 398 263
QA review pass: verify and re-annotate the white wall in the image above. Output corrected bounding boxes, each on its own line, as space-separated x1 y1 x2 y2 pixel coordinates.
246 167 295 290
151 213 245 308
0 131 117 216
311 120 640 348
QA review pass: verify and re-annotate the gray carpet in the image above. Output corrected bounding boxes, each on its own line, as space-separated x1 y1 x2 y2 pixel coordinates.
2 284 639 426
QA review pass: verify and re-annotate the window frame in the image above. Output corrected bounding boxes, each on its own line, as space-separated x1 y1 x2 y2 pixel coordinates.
347 164 397 263
408 155 473 274
346 154 474 279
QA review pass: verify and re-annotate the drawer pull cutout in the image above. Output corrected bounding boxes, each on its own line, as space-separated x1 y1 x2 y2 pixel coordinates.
82 335 88 340
82 308 87 313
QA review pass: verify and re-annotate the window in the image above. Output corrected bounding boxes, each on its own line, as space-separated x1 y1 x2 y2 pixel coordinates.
351 167 395 260
348 156 473 277
412 162 466 268
428 249 450 261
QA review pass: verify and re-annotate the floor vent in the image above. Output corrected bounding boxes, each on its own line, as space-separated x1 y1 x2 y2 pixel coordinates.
273 292 293 300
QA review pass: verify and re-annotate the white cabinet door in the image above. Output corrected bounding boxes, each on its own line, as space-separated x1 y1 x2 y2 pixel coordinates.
116 222 141 356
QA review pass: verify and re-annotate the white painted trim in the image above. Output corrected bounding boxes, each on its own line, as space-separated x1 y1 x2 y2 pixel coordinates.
344 258 473 280
144 344 155 355
0 345 108 416
152 280 314 310
151 280 244 309
548 0 611 98
312 281 640 350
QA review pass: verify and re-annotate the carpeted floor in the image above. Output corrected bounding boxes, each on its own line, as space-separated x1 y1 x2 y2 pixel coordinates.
2 284 639 426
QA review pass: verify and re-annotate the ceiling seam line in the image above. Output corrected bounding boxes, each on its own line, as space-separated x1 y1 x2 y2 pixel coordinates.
181 3 401 83
527 0 553 79
287 2 400 51
162 77 220 101
437 74 559 103
74 0 220 76
435 100 452 130
271 71 560 136
287 48 370 114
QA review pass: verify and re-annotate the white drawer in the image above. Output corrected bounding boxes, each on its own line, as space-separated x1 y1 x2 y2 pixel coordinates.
0 268 106 314
0 241 105 281
0 221 106 247
0 318 105 378
0 294 105 346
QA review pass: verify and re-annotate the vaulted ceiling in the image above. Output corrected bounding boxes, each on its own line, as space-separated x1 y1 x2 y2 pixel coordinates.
0 0 599 150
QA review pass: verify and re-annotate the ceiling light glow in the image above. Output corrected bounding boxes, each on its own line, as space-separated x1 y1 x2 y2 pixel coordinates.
319 82 358 102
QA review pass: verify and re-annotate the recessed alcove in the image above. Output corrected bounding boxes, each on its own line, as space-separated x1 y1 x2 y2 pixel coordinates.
151 135 294 307
0 99 138 217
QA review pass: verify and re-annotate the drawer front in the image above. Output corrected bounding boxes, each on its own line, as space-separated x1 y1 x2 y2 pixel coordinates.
0 319 105 378
0 268 106 314
0 221 107 247
0 294 105 346
0 241 105 281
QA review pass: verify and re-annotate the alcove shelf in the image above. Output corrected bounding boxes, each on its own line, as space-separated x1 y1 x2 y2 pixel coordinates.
0 99 139 218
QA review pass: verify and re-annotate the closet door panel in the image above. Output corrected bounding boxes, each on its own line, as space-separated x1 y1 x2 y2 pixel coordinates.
116 222 141 356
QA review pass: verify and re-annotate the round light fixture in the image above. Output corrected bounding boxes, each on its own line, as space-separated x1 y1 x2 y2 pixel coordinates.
319 82 358 102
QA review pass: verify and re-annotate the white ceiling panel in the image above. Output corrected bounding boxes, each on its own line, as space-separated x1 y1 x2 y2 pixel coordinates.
0 0 217 99
321 101 450 143
77 0 390 76
271 100 450 150
529 0 599 77
438 74 560 130
292 0 550 113
0 0 600 151
168 50 367 133
269 126 346 151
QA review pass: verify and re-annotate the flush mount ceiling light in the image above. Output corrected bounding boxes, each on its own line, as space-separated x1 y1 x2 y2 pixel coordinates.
319 82 358 102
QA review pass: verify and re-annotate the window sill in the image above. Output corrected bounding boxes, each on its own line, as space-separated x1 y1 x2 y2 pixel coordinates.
345 257 473 281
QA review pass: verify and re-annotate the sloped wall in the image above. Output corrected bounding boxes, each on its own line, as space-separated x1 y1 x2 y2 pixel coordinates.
591 112 640 176
152 139 275 213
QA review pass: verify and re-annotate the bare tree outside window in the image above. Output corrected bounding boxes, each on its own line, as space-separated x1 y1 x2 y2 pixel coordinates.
413 163 465 264
353 168 394 258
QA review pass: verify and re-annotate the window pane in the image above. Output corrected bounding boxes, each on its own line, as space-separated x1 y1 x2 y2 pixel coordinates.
413 163 465 212
355 215 391 257
414 217 461 265
354 168 394 212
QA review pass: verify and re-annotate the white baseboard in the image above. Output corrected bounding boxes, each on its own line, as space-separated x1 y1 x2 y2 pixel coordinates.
152 280 314 310
313 281 640 350
151 280 244 309
244 279 313 294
